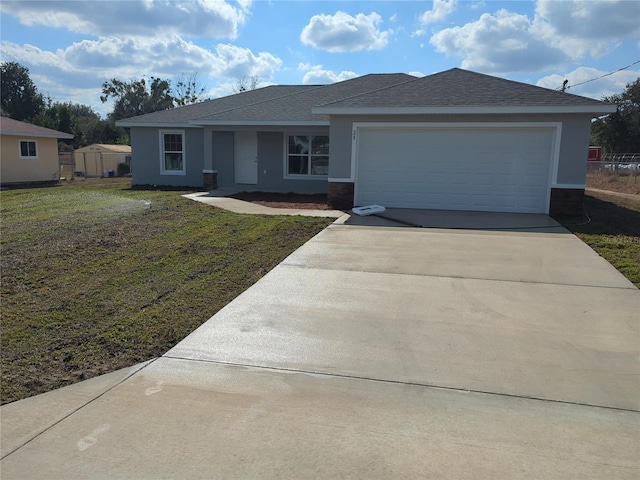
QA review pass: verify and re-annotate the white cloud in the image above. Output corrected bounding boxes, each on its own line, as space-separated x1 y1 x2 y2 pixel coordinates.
0 37 282 115
534 0 640 58
390 13 398 22
419 0 457 25
1 37 281 81
429 1 640 74
300 11 390 53
536 67 640 100
408 71 425 77
0 0 249 39
430 9 568 73
298 64 358 84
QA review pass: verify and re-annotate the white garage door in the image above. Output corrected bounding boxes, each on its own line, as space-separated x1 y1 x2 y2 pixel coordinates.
355 125 555 213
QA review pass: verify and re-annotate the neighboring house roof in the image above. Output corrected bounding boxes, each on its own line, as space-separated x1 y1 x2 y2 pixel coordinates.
75 144 132 153
313 68 617 115
116 74 415 127
0 116 74 139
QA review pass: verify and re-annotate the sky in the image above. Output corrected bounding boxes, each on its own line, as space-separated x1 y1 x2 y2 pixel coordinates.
1 0 639 118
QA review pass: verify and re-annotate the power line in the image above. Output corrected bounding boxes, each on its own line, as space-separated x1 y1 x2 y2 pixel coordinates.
561 59 640 92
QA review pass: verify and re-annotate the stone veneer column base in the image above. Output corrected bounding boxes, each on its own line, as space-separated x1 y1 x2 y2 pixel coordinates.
203 171 217 191
328 182 355 210
549 188 584 217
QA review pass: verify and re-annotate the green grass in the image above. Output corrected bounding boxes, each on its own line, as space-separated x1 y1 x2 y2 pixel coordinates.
1 179 332 404
557 193 640 288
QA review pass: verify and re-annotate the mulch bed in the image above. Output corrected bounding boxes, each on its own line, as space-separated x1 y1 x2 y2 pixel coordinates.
229 191 331 210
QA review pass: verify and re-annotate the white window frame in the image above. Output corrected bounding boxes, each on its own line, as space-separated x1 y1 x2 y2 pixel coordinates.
283 134 329 180
19 140 38 159
159 129 186 175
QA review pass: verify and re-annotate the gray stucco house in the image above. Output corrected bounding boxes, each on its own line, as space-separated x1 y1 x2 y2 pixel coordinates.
116 68 616 215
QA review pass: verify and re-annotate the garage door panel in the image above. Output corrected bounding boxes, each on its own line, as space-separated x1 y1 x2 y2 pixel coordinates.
356 127 553 213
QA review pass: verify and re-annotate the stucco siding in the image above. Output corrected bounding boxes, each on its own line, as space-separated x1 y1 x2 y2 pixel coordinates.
328 117 354 180
329 113 595 188
130 127 204 187
555 116 591 186
1 135 59 184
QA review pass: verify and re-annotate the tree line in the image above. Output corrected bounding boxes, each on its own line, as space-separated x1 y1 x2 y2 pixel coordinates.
590 78 640 153
0 62 206 148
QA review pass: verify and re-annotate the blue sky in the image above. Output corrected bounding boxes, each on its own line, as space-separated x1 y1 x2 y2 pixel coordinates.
1 0 639 118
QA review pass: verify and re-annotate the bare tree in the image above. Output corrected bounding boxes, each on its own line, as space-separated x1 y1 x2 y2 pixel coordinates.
173 73 207 106
233 75 260 93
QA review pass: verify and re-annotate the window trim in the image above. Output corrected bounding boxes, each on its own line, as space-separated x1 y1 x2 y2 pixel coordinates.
159 129 186 176
283 134 329 180
19 139 38 159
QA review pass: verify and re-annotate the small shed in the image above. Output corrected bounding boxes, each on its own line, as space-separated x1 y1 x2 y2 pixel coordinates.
74 144 131 177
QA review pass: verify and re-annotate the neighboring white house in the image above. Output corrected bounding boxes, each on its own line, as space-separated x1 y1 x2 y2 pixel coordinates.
74 144 131 177
0 117 73 186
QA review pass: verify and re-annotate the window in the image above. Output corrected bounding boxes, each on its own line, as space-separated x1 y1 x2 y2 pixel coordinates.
286 135 329 177
160 130 186 175
19 140 37 158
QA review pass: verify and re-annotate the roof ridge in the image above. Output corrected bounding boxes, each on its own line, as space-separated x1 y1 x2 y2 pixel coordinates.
190 85 322 121
448 68 610 102
314 73 420 108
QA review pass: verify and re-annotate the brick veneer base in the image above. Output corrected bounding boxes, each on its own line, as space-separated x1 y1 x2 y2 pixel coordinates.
549 188 584 217
203 172 217 191
328 182 355 210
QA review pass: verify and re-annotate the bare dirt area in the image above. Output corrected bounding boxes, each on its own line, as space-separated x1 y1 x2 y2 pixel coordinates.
229 191 332 210
585 189 640 212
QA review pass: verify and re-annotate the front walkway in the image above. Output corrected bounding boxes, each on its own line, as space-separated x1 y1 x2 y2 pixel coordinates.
182 191 345 218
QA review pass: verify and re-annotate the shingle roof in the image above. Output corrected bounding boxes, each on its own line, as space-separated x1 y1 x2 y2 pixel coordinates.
116 85 317 126
116 69 616 127
0 117 74 139
116 74 415 126
192 74 415 124
313 68 616 114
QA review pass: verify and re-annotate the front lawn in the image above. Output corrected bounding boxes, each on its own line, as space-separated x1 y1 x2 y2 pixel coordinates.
0 179 332 404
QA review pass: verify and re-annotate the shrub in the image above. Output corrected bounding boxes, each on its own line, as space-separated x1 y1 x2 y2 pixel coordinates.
117 162 131 176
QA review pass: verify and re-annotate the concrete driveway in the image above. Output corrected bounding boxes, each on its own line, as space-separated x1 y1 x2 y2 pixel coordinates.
2 212 639 479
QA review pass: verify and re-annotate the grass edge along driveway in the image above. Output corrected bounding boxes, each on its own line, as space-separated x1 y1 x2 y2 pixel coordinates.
0 180 332 405
558 190 640 289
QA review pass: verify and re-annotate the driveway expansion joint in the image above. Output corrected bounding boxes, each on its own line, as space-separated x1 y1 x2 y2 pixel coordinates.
279 263 639 290
161 354 640 414
0 358 159 461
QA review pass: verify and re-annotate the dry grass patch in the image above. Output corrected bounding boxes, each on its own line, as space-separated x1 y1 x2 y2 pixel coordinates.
586 172 640 195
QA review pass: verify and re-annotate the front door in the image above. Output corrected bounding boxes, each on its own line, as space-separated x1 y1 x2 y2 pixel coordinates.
235 132 258 184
